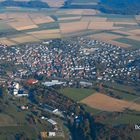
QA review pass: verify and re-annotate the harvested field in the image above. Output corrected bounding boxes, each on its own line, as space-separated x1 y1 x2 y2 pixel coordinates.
11 24 38 31
10 35 39 43
135 15 140 21
128 29 140 35
88 22 121 30
7 13 29 19
113 30 134 36
59 21 88 34
126 35 140 41
82 9 98 15
114 22 138 25
27 29 61 39
0 13 8 20
8 17 38 31
32 33 61 39
108 40 132 48
108 17 136 23
87 32 132 48
0 37 16 46
58 16 81 21
42 0 64 7
31 15 54 24
65 9 84 15
81 93 140 112
88 33 123 41
27 29 60 34
59 9 97 15
81 17 107 22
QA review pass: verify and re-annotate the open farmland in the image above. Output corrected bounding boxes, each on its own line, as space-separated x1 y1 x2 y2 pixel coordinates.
42 0 64 7
81 93 140 112
0 37 16 46
0 8 139 49
0 113 16 126
59 21 89 34
10 34 39 43
58 87 95 101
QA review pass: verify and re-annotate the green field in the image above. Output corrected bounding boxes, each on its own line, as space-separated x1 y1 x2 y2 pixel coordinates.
0 125 37 139
58 87 95 101
104 82 140 96
114 38 140 49
102 113 140 125
82 104 102 115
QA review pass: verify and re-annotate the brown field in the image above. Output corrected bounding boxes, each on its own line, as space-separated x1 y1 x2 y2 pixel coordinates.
10 34 39 43
27 29 61 39
59 21 88 34
82 9 98 15
8 16 38 30
88 22 121 30
135 15 140 21
31 15 54 24
126 35 140 41
58 16 81 21
7 13 29 19
59 9 97 15
88 33 131 48
108 40 132 48
113 30 134 36
0 37 16 46
2 13 54 31
27 29 60 34
0 13 8 19
13 0 30 1
10 24 38 31
81 17 107 22
42 0 64 7
31 33 61 39
0 12 139 48
64 9 84 15
88 33 122 41
128 29 140 35
81 93 140 112
114 22 138 25
0 13 30 20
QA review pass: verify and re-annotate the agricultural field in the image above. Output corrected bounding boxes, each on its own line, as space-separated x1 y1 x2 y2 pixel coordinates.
42 0 64 7
58 87 95 101
69 0 100 6
0 8 139 49
102 112 140 125
80 93 140 112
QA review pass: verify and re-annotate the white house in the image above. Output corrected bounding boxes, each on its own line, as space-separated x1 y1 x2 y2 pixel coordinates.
48 132 56 137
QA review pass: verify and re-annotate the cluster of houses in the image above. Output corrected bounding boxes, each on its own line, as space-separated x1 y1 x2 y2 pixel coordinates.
0 37 139 86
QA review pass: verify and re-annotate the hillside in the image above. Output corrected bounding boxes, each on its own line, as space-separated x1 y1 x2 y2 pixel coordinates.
99 0 140 15
0 0 49 8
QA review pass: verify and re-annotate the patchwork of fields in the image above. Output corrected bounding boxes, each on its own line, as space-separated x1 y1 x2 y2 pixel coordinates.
59 86 140 112
59 86 140 125
0 8 140 49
